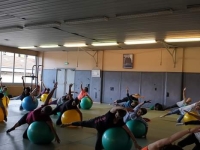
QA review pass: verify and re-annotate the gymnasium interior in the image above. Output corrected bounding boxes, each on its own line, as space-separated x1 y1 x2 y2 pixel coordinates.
0 0 200 150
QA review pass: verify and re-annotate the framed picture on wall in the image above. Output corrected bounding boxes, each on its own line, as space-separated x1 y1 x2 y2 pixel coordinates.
123 54 133 69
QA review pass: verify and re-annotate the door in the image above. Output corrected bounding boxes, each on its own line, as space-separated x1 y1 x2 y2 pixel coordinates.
56 69 65 98
56 69 75 98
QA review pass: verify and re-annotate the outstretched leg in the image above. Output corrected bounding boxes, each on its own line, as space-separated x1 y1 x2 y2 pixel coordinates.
6 113 28 133
163 104 178 110
160 109 180 118
61 118 95 128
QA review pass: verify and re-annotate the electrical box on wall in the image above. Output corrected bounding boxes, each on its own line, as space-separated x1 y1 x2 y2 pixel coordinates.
92 70 101 77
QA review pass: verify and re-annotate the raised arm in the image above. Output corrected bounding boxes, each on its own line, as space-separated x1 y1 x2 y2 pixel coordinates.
22 76 25 89
30 86 39 98
42 81 46 89
0 77 2 88
132 100 151 112
44 82 57 105
68 84 73 100
148 127 200 149
183 87 187 102
80 83 83 91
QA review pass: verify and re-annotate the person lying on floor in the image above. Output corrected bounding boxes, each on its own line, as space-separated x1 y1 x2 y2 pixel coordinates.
114 87 144 108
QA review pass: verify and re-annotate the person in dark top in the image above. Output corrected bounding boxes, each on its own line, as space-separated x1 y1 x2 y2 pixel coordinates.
61 106 142 150
51 83 82 125
6 83 60 143
114 87 144 108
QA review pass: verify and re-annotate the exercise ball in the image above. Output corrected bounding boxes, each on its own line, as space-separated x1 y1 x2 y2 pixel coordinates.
41 94 52 103
41 94 48 102
61 109 81 127
80 97 93 110
22 96 38 111
126 120 147 138
183 112 198 123
102 127 132 150
27 121 54 144
0 108 8 121
2 96 10 107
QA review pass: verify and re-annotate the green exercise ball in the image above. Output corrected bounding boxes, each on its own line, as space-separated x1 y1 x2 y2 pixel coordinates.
80 97 93 110
126 120 146 138
27 121 55 144
102 127 132 150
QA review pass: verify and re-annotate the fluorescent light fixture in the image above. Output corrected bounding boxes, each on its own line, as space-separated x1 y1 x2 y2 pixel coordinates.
92 42 118 46
124 40 156 45
165 38 200 42
187 4 200 12
18 46 36 49
63 43 87 47
0 26 23 33
39 45 60 48
65 16 109 25
116 9 173 19
25 22 61 29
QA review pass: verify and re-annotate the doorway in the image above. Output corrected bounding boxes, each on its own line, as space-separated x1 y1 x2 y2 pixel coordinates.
56 68 75 98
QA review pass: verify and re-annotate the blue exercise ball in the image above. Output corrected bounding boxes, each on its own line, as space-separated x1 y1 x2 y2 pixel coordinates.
102 127 132 150
22 96 38 111
27 121 55 144
80 97 93 110
126 120 147 138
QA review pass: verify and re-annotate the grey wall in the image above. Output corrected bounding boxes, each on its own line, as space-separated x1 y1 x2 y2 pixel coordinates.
183 73 200 102
42 69 57 97
74 70 91 98
102 71 121 104
43 69 200 106
140 72 165 107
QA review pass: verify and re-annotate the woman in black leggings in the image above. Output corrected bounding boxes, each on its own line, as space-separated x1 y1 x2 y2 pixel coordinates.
61 106 141 150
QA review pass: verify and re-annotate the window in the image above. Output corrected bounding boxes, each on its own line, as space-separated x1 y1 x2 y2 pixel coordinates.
0 51 37 83
14 54 25 83
1 52 14 83
25 55 36 83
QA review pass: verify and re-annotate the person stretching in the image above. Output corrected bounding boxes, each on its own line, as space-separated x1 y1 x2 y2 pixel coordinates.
6 82 60 143
164 87 192 110
61 106 141 150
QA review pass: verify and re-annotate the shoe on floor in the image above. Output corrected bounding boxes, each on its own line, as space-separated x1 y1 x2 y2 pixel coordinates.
176 123 184 126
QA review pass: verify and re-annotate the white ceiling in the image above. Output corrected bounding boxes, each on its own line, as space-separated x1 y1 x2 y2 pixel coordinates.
0 0 200 51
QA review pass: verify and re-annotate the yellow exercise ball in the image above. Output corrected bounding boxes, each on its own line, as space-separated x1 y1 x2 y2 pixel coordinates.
2 96 10 107
41 94 52 103
61 109 81 127
183 112 198 123
41 94 48 102
0 108 8 122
